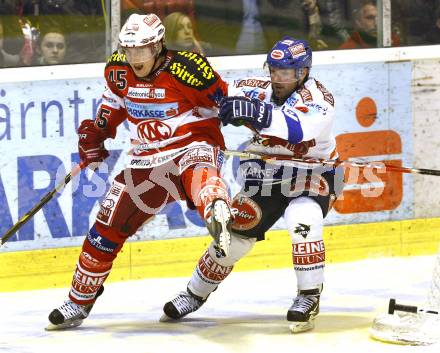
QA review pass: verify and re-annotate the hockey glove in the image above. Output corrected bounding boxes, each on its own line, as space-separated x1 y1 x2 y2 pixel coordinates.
78 119 109 168
219 96 272 131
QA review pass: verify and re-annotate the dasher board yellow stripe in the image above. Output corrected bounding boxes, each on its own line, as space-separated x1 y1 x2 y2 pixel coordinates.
1 217 440 292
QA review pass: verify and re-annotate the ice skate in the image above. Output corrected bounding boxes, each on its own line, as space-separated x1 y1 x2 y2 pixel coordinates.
205 198 232 257
287 287 321 333
160 288 205 322
46 285 104 331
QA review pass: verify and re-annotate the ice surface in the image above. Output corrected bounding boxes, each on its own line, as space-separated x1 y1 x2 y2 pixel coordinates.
1 256 439 353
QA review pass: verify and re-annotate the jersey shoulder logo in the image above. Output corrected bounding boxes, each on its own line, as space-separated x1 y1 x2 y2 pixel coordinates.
235 78 270 89
166 51 217 91
106 50 128 68
298 87 313 103
314 79 334 106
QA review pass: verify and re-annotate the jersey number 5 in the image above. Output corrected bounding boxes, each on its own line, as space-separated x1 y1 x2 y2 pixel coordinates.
108 69 127 90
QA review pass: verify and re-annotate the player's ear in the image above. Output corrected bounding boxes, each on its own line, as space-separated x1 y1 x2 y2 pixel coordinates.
156 40 164 55
298 68 309 83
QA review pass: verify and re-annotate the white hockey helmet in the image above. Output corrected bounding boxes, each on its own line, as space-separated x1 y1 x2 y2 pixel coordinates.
118 14 165 63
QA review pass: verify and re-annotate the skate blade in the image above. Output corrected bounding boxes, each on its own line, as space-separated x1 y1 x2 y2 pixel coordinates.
159 313 176 322
213 201 231 257
289 320 315 333
45 319 84 331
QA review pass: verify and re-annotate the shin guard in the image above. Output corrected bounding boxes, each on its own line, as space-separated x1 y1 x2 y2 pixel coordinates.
69 223 125 305
188 236 256 299
69 251 112 305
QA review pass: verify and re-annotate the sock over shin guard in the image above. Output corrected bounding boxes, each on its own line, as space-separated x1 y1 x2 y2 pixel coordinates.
69 251 112 305
69 223 125 305
188 236 256 299
285 197 325 290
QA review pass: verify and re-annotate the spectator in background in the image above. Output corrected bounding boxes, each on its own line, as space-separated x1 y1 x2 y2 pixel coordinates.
422 5 440 44
339 0 400 49
235 0 268 54
0 16 35 67
123 2 252 62
239 0 308 54
193 0 244 56
392 0 440 46
122 0 195 23
163 11 207 55
33 28 67 65
237 0 349 53
0 18 18 67
314 0 350 48
302 0 328 49
21 0 105 63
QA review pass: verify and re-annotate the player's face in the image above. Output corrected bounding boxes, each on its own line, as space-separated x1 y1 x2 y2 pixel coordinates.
41 33 66 65
120 43 160 77
129 57 156 77
269 66 308 102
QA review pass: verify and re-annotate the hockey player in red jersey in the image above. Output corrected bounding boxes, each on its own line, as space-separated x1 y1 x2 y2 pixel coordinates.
162 36 344 333
46 13 233 330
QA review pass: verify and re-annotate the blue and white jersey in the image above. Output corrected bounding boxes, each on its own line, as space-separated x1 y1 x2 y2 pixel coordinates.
228 76 337 161
228 76 337 184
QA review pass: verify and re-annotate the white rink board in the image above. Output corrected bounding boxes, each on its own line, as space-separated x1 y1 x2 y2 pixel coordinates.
0 58 419 252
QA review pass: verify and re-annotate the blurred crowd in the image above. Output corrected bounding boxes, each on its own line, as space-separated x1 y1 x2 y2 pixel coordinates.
0 0 105 67
1 0 440 68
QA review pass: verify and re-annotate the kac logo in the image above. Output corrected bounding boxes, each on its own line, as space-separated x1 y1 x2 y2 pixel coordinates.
137 119 172 141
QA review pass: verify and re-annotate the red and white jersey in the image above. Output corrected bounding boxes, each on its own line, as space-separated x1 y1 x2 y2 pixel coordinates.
228 76 337 161
95 50 227 167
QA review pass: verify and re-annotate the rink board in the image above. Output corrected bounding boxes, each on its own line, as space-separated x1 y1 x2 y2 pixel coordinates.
0 54 416 253
2 48 440 293
1 217 440 292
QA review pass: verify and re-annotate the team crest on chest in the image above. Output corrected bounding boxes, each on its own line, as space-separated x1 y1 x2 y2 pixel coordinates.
137 119 172 141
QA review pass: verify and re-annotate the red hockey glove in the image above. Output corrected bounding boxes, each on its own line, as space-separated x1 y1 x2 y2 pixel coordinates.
78 119 109 167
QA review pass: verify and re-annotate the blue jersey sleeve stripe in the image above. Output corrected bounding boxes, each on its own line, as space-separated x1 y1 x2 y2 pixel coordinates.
284 113 303 144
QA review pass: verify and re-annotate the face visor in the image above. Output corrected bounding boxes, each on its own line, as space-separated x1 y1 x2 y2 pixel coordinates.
264 62 307 84
119 43 159 64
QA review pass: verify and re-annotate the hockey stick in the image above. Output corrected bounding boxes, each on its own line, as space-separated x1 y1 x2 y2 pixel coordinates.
224 150 440 176
0 162 86 247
